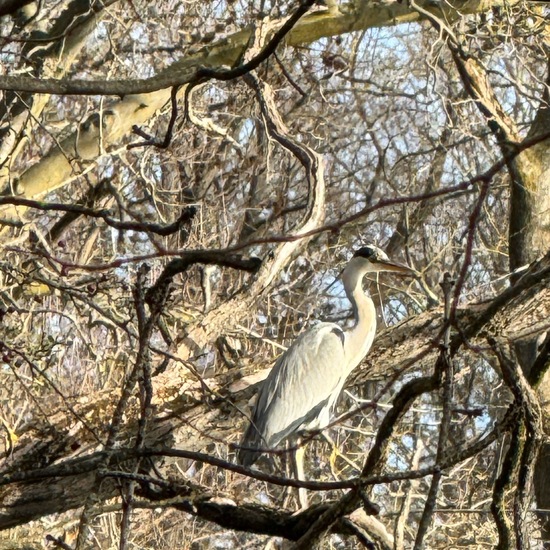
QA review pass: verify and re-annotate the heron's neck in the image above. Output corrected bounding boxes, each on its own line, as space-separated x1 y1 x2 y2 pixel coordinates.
342 268 377 370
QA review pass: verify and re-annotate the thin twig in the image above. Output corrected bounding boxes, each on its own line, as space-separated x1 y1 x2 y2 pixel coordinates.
413 273 455 549
119 265 154 550
0 195 197 236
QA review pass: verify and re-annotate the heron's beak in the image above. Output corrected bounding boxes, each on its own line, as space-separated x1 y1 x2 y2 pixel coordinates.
375 258 419 277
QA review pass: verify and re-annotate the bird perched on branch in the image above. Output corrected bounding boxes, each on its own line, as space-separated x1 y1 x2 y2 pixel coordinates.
237 245 417 473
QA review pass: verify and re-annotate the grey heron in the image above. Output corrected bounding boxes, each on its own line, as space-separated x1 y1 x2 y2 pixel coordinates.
237 245 416 470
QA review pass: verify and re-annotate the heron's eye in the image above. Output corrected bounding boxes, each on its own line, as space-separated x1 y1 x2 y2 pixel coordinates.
354 246 376 260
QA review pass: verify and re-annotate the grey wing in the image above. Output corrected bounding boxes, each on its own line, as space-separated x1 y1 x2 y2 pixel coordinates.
238 323 346 466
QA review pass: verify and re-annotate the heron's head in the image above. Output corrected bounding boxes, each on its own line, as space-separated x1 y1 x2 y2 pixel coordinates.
351 245 418 276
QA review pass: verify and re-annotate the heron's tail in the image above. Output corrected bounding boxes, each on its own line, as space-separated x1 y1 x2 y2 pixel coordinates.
236 423 263 467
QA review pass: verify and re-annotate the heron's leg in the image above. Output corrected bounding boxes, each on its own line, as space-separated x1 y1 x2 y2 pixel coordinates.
291 440 308 509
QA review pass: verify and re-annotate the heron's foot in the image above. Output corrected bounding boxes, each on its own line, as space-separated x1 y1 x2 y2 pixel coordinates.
324 432 361 476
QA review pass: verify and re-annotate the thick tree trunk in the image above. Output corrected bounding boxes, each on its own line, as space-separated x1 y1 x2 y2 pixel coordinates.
508 54 550 544
509 56 550 272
